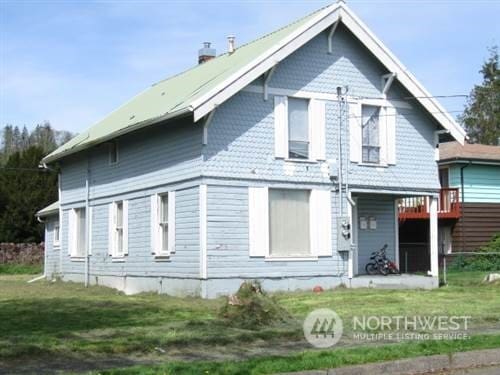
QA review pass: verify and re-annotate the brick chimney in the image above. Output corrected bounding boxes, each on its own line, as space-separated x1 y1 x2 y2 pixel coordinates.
198 42 216 64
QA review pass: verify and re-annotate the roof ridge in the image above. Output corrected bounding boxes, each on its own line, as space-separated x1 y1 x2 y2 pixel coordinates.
151 3 331 87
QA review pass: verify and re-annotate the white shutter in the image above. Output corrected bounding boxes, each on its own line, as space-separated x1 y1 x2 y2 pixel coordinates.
68 209 76 256
108 203 114 256
386 106 397 165
349 102 362 162
150 195 158 254
88 206 93 255
248 187 269 257
309 99 326 160
310 189 332 256
379 106 388 165
168 191 176 253
274 96 288 158
123 200 129 255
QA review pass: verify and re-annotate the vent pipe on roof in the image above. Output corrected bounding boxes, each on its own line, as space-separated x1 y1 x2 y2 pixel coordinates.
198 42 216 64
227 35 236 54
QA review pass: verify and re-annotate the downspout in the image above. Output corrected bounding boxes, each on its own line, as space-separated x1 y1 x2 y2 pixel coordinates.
28 216 47 283
337 87 344 216
85 154 90 287
460 161 471 252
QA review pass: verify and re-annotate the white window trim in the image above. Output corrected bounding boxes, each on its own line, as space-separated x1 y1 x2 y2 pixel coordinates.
151 192 176 258
249 187 332 259
109 200 128 258
69 207 86 259
53 221 60 248
350 99 396 167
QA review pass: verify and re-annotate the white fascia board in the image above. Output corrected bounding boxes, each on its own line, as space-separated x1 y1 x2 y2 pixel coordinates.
339 5 466 144
192 4 342 121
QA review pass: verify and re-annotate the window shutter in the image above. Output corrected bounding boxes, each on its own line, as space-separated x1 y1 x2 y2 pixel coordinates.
123 200 129 255
274 96 288 158
309 99 326 160
108 204 114 256
349 102 362 163
248 187 269 257
386 106 397 165
379 106 388 165
88 206 93 255
310 189 332 256
168 191 176 253
150 195 158 254
68 209 76 256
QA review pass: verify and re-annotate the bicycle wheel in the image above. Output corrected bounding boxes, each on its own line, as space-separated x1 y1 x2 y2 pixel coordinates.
365 263 378 275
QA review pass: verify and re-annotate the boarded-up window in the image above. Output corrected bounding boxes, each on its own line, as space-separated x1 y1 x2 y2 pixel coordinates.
269 189 310 256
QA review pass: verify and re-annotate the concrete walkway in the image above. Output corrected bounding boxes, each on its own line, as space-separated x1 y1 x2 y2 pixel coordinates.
280 348 500 375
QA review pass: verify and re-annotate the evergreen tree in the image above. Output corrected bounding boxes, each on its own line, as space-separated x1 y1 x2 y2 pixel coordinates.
0 146 58 242
460 47 500 145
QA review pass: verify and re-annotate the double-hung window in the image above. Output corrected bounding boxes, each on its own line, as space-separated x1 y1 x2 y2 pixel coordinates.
288 98 310 159
53 221 60 247
151 192 175 257
269 189 311 256
361 105 380 164
159 194 169 253
109 201 128 257
69 207 86 257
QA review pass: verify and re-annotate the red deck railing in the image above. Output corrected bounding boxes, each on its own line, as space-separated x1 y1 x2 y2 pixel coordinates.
398 188 461 220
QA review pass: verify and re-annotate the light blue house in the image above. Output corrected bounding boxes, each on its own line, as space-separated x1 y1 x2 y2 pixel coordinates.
37 2 466 297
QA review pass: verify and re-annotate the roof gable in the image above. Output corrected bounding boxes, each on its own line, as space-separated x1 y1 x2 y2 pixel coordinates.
43 2 466 164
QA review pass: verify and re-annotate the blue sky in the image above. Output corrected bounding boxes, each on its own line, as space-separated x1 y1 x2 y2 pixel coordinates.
1 0 499 133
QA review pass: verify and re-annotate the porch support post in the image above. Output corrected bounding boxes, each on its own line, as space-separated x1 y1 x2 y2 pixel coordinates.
429 196 439 278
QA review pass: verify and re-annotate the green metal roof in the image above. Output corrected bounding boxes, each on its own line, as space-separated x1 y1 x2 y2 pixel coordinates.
42 5 326 164
36 201 59 217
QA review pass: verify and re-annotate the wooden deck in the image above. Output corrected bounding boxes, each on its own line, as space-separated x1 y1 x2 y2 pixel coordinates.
398 188 461 220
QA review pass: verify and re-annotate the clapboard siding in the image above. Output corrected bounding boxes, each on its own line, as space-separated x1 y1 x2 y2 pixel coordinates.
449 164 500 203
44 217 60 278
59 186 200 278
452 203 500 252
207 184 347 278
60 119 203 205
203 27 440 192
355 194 396 274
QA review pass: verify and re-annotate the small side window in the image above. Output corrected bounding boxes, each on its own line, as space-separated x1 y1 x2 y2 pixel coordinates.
53 222 60 247
109 141 119 165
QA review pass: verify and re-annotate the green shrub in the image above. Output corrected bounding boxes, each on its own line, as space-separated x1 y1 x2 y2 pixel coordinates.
449 233 500 271
0 263 42 274
218 281 292 329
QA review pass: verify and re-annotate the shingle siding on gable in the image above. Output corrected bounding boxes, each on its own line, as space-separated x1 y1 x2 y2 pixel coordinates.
269 27 386 98
201 28 440 190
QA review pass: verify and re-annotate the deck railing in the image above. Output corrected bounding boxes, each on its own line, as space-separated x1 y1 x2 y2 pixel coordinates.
398 188 460 220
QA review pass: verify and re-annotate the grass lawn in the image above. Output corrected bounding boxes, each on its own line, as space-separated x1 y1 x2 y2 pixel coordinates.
0 271 499 374
0 263 42 274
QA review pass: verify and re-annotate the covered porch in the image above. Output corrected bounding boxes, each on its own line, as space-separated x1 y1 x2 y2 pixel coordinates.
348 191 439 286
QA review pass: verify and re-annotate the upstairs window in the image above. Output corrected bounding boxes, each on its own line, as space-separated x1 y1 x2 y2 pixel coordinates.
361 105 380 164
288 98 310 159
109 141 119 165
